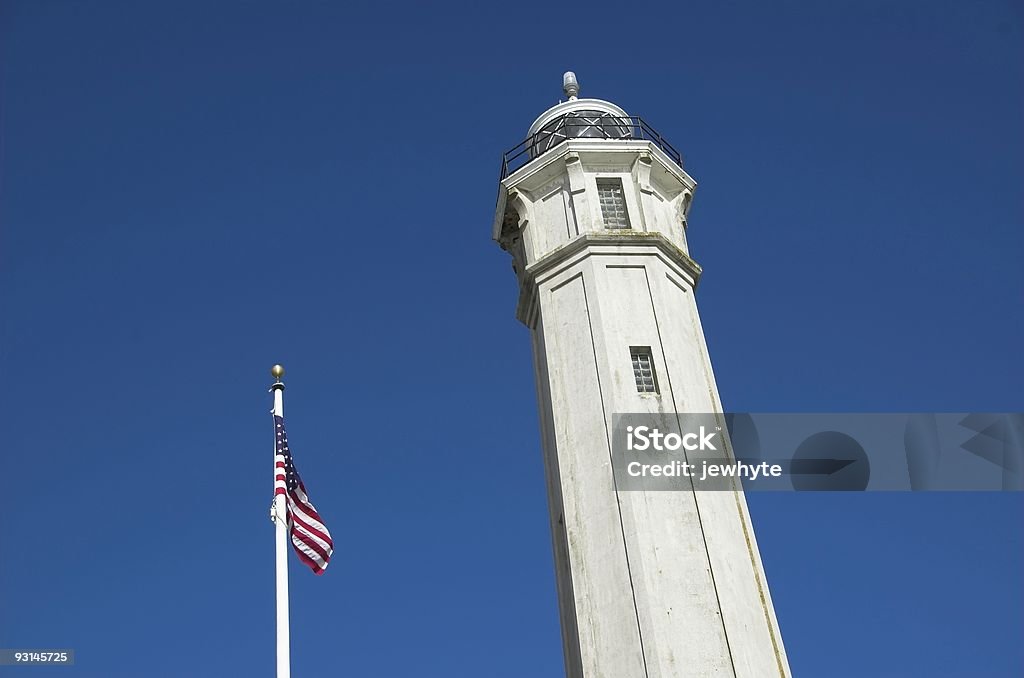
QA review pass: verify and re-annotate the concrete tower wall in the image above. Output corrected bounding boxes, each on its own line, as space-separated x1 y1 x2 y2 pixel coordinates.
496 138 790 678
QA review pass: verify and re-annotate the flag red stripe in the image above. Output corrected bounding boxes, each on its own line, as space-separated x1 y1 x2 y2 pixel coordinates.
292 486 326 524
293 500 325 526
292 546 326 575
289 502 334 548
291 526 332 563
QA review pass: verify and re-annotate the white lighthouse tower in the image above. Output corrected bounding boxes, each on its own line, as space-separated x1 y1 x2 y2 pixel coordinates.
492 73 792 678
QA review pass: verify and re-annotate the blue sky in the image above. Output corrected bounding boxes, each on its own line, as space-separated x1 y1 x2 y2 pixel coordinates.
1 1 1021 676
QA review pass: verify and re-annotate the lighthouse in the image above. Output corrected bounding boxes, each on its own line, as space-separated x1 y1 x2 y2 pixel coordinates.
492 73 792 678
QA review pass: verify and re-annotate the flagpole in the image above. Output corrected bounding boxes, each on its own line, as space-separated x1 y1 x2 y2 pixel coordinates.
270 364 290 678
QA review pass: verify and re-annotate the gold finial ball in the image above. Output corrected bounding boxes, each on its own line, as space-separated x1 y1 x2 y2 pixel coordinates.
271 364 285 380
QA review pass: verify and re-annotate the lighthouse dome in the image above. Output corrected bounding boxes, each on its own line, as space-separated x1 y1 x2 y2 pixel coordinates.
525 72 632 158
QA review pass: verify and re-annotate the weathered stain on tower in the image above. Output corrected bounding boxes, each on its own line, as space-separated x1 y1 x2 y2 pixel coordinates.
492 73 792 678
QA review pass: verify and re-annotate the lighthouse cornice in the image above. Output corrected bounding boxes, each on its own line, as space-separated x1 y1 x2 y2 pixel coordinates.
492 139 695 243
514 231 703 327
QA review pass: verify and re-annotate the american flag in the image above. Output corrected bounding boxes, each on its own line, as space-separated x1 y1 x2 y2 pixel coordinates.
274 415 333 574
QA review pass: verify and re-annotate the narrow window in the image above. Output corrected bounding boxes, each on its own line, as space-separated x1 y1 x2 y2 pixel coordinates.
631 347 658 394
597 179 631 229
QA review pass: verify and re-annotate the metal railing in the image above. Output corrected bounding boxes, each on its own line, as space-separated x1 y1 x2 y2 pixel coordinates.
499 115 683 180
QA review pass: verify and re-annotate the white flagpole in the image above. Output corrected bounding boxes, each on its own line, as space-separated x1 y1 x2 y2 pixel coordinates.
270 364 290 678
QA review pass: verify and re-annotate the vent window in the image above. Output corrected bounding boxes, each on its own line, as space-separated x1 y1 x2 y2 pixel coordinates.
597 179 631 230
631 347 658 394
